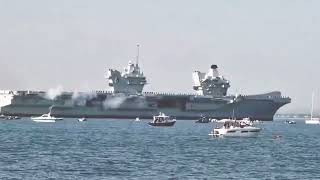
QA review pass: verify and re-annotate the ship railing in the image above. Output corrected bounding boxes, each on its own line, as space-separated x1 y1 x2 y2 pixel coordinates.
143 91 196 96
0 90 17 95
0 90 39 95
94 90 114 94
240 94 290 100
92 90 197 96
26 90 46 95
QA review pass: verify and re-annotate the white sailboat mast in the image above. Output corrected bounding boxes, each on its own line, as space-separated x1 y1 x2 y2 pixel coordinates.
232 109 235 120
136 44 140 65
311 92 314 120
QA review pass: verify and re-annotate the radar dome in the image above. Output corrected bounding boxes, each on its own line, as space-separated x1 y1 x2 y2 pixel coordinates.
211 65 218 69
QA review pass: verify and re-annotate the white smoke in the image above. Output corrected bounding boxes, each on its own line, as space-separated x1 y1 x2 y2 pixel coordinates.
46 85 64 100
102 96 147 109
135 96 147 108
72 91 97 106
103 96 127 109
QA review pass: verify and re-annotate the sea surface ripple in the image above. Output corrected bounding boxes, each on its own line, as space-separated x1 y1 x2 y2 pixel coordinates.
0 118 320 180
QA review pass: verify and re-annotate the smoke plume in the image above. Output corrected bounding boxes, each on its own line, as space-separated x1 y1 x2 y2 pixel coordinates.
45 85 64 100
72 91 97 106
103 96 127 109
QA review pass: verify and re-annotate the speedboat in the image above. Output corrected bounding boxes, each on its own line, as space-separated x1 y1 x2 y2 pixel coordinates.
31 105 63 122
0 114 6 119
78 117 87 122
148 112 176 127
195 116 210 123
209 119 261 137
31 112 63 122
135 117 141 122
285 120 296 124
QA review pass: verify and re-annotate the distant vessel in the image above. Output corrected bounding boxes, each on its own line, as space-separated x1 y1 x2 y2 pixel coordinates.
78 117 87 122
195 116 210 123
135 117 141 122
285 120 296 124
5 116 20 120
305 93 320 124
31 113 63 123
0 45 291 121
306 118 320 124
31 107 63 122
148 112 176 127
210 119 261 137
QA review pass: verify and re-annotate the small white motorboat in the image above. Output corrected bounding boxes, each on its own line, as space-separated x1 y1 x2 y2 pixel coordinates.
31 113 63 122
78 117 87 122
31 106 63 122
210 119 261 137
31 107 63 122
148 112 176 127
135 117 140 122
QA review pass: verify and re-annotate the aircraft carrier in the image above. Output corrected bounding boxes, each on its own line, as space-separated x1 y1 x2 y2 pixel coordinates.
0 48 291 121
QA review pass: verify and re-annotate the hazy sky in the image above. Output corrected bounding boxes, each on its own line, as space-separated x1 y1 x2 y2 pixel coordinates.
0 0 319 113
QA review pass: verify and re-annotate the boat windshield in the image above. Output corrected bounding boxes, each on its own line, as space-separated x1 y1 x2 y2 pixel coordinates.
154 116 170 122
223 120 251 128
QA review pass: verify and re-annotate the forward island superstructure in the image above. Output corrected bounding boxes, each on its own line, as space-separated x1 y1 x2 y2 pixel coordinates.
0 47 291 121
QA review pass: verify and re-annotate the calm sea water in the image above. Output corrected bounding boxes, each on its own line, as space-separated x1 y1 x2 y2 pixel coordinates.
0 118 320 180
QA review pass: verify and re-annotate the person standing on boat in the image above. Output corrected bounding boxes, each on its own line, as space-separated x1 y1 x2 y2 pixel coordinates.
240 121 245 128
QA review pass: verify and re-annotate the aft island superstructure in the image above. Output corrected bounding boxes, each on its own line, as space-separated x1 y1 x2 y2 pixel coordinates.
0 48 291 121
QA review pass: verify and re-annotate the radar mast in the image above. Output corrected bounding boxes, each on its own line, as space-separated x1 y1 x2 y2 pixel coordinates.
106 44 147 94
192 65 230 97
136 44 140 66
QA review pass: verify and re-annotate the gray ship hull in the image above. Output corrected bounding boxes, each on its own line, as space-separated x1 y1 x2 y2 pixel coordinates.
0 92 290 121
